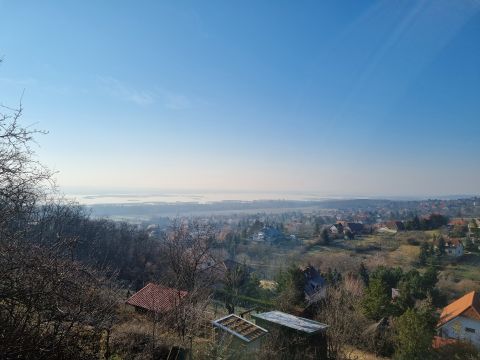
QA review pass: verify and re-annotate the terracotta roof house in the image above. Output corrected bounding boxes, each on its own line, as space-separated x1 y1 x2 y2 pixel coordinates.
445 238 464 257
329 223 343 235
126 283 187 314
437 291 480 348
448 219 469 227
447 218 469 232
336 220 348 228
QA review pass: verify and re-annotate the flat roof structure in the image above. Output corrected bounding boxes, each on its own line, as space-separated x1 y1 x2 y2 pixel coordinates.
212 314 268 343
252 311 328 334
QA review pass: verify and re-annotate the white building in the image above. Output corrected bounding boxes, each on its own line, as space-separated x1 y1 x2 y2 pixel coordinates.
329 225 340 234
445 239 464 257
252 231 265 242
437 291 480 347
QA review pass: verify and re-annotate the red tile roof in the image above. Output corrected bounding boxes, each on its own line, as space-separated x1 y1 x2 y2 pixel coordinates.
446 238 463 247
438 291 480 327
448 219 468 226
126 283 187 313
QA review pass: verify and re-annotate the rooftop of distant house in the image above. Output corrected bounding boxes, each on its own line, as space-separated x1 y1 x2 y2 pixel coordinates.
448 219 468 226
126 283 187 313
445 238 463 247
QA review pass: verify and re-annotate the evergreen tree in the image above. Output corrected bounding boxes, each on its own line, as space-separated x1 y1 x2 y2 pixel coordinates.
362 278 392 320
413 215 421 230
344 229 354 240
437 237 446 256
421 266 438 293
465 238 477 252
276 265 306 308
394 280 415 315
321 228 330 245
359 262 369 287
419 242 429 266
394 303 436 360
370 266 403 290
428 243 435 257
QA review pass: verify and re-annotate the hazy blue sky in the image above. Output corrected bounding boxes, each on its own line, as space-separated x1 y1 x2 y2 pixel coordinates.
1 1 479 197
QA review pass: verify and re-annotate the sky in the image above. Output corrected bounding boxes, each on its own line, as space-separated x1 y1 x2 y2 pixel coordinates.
0 0 479 198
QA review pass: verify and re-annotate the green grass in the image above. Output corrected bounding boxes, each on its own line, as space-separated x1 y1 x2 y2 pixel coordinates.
248 231 480 293
443 253 480 282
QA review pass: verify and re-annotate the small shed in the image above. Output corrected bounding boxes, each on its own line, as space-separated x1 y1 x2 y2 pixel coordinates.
212 314 268 354
126 283 187 315
252 311 328 359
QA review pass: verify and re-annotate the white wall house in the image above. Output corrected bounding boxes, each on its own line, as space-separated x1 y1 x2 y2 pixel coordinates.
445 239 464 257
437 291 480 348
329 225 339 234
252 231 265 242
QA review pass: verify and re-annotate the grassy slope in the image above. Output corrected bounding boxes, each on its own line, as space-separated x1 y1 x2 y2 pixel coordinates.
302 230 480 301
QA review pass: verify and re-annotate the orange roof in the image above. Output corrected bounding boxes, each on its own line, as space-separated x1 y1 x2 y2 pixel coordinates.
448 219 468 226
446 238 463 247
126 283 187 313
438 291 480 327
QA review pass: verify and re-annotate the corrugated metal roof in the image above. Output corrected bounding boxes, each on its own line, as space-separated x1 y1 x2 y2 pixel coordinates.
212 314 268 343
253 311 328 334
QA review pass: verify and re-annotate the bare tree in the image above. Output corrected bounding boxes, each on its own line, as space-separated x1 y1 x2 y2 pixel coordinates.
0 238 120 359
158 220 218 342
223 262 248 314
0 66 119 359
0 100 52 240
316 276 370 360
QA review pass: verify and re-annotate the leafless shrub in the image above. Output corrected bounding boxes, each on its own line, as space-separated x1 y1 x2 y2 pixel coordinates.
0 101 53 241
316 277 372 360
0 239 119 359
0 85 119 359
157 220 218 343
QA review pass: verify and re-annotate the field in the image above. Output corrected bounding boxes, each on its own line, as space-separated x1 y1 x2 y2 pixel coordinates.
239 230 480 303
